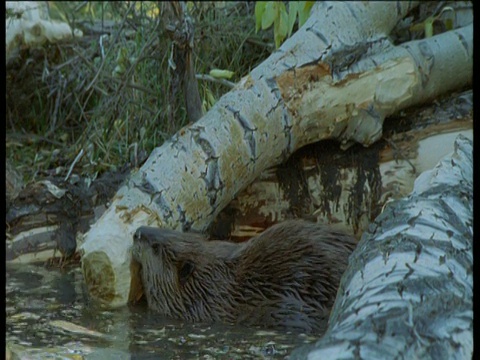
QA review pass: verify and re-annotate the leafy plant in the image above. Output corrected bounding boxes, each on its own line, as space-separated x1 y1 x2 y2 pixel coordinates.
410 6 455 38
255 1 314 48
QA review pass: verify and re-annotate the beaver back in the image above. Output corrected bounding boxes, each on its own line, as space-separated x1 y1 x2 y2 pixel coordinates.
132 220 356 334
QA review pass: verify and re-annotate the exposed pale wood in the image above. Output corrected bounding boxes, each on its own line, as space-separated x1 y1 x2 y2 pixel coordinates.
6 109 472 263
6 170 129 263
79 1 473 308
6 1 83 65
290 134 473 359
211 119 472 242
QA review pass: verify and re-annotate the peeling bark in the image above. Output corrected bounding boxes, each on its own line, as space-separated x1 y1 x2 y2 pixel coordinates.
209 117 472 241
6 100 472 262
290 135 473 359
79 2 473 307
6 170 129 263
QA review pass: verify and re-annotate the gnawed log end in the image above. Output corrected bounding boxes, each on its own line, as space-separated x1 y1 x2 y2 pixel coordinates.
81 251 118 306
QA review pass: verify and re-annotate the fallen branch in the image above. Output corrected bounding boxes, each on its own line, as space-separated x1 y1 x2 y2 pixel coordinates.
290 135 473 359
79 2 472 308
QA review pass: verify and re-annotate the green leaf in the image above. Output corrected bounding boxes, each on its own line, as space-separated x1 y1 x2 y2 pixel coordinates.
287 2 298 37
274 30 282 49
186 1 194 12
409 22 426 33
209 69 235 79
206 87 216 107
439 6 455 31
424 17 434 38
262 2 277 30
255 1 314 47
444 18 453 31
274 7 288 48
298 1 314 27
255 2 267 33
278 8 289 39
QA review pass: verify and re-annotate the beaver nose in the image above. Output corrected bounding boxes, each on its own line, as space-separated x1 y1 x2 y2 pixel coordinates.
134 226 150 243
134 226 166 244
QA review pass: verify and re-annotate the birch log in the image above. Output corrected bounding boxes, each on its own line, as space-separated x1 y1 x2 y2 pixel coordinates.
290 135 473 359
5 92 472 263
80 2 473 307
210 118 472 242
6 1 83 65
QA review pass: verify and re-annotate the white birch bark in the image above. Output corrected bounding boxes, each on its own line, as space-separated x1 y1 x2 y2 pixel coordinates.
6 109 472 263
79 2 473 307
213 120 472 241
6 1 83 65
290 134 473 359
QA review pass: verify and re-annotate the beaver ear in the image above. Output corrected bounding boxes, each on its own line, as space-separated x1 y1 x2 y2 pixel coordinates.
178 260 195 285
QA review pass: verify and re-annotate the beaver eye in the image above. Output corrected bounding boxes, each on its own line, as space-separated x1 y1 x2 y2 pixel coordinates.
178 260 195 285
151 243 162 256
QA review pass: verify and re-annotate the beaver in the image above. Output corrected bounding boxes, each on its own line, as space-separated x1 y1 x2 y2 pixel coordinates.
131 220 357 334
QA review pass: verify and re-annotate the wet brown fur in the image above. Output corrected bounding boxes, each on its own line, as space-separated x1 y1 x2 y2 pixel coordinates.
131 220 356 334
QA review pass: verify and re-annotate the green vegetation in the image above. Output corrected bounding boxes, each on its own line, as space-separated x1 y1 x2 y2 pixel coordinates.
409 6 455 38
6 1 273 183
254 1 313 48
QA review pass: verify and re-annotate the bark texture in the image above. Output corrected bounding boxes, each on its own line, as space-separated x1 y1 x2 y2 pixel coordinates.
79 1 473 307
6 94 472 262
290 135 473 359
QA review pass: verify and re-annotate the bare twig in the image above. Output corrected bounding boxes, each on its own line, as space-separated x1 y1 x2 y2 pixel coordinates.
85 1 136 91
65 148 84 182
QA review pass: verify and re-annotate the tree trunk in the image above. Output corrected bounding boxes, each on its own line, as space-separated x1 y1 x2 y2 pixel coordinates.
290 135 473 359
79 2 473 308
6 90 472 262
209 118 472 242
209 87 472 241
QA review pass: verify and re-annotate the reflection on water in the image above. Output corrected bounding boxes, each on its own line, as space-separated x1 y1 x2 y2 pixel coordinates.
6 263 316 359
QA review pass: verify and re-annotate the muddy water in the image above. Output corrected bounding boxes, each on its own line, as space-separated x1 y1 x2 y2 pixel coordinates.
6 263 316 359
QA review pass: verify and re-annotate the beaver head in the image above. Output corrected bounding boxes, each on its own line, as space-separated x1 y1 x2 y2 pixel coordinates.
132 220 356 334
132 227 244 323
